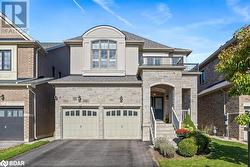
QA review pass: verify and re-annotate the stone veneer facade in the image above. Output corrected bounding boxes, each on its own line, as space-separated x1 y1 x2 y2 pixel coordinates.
54 85 142 139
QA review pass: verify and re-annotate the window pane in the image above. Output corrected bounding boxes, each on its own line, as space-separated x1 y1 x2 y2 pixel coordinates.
0 52 2 70
106 111 110 116
13 110 18 117
101 50 107 68
92 61 99 68
92 41 100 49
7 110 12 117
123 110 127 116
100 41 108 49
0 110 4 117
109 41 116 49
3 51 11 70
133 111 138 116
71 110 75 116
117 110 121 116
82 110 86 116
112 110 115 116
88 111 91 116
92 50 99 59
93 111 97 116
128 110 133 116
109 50 116 60
18 110 23 117
76 110 80 116
65 111 70 116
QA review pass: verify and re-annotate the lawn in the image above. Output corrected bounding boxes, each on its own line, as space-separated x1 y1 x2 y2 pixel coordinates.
159 138 247 167
0 141 49 160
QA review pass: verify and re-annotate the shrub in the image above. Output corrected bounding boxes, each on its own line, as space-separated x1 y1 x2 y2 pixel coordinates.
159 142 176 158
182 114 196 131
190 131 211 154
154 137 169 149
178 137 198 157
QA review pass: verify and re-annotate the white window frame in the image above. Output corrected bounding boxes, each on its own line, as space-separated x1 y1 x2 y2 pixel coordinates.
91 40 117 69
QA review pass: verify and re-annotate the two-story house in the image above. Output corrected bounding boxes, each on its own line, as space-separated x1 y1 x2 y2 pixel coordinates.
198 38 250 141
50 25 200 141
0 14 68 142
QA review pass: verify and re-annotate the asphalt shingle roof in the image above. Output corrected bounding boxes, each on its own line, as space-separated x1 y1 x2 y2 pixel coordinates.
66 30 173 49
50 75 142 84
40 42 64 50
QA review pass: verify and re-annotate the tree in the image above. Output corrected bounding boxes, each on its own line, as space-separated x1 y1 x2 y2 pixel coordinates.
216 25 250 167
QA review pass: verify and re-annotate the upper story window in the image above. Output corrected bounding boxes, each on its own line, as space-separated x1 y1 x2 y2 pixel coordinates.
200 70 205 84
0 50 11 71
91 40 117 69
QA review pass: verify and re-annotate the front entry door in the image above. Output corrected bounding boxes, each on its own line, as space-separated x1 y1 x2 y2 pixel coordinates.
151 97 163 120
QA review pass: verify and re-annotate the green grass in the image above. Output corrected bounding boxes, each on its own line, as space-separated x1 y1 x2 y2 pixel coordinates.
0 141 49 160
159 138 247 167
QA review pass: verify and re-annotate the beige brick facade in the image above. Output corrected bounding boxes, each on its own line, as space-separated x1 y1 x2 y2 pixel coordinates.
17 47 35 78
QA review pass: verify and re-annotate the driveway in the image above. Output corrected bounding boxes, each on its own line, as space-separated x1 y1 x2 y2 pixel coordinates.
12 140 157 167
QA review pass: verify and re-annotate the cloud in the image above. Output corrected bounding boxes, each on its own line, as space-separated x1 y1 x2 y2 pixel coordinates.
72 0 85 13
185 18 231 29
142 3 172 25
92 0 134 27
226 0 250 21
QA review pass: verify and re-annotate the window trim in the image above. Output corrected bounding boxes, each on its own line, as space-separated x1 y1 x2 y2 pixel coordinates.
91 40 117 69
0 50 12 71
200 70 205 84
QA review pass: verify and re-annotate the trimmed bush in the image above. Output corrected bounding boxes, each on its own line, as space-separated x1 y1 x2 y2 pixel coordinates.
182 114 196 131
178 137 198 157
159 142 176 158
190 131 211 154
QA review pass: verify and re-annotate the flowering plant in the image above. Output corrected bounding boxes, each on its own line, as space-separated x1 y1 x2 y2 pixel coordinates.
176 128 190 137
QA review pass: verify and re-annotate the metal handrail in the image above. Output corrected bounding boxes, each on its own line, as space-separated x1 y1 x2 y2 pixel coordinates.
171 107 182 129
150 107 156 145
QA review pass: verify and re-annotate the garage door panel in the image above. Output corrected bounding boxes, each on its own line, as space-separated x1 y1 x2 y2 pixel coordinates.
104 109 141 139
0 108 24 141
63 109 99 139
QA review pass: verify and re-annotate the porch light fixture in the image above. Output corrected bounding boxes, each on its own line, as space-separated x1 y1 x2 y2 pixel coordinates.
54 96 58 100
77 96 82 102
0 94 4 101
120 96 123 103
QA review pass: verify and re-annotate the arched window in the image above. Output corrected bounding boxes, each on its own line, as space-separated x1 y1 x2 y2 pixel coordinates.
91 40 117 68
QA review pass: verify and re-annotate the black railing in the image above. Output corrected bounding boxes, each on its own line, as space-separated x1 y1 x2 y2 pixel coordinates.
139 56 199 72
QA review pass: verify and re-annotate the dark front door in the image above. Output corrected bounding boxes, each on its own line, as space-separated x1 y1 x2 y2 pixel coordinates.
0 108 24 141
151 97 163 120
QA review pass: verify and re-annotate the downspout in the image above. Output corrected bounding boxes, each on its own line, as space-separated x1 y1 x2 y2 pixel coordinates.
220 89 228 137
27 85 37 140
35 47 41 78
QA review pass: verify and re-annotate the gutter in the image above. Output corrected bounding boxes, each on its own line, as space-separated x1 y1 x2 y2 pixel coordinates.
27 85 37 140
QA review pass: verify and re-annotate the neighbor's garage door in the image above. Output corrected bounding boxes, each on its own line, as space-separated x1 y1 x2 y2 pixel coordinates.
63 109 99 139
104 109 141 139
0 108 24 141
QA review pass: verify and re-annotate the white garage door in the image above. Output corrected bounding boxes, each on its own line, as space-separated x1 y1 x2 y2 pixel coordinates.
63 109 99 139
104 109 141 139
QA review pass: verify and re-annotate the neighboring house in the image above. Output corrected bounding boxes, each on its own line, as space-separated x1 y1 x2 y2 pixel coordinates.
50 25 200 141
0 14 66 142
198 38 250 141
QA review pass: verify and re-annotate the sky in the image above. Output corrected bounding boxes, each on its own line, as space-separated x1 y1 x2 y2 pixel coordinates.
4 0 250 63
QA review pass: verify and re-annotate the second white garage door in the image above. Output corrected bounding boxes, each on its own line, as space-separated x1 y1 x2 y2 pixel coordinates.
104 109 141 139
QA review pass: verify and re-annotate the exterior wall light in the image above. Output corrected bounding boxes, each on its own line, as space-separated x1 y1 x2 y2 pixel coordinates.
120 96 123 103
78 96 82 102
0 94 4 101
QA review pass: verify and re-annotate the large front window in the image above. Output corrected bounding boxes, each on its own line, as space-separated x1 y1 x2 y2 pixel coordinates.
91 40 117 68
0 50 11 71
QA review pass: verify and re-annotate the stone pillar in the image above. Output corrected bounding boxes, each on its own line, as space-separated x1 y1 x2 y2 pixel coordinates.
142 83 151 141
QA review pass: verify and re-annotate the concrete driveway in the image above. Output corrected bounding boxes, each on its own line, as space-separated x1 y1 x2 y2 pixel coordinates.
12 140 157 167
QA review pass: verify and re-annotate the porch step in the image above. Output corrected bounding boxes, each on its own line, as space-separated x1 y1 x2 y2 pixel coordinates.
156 122 177 148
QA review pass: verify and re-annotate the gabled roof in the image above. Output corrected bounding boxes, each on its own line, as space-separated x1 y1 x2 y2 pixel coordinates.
65 26 191 53
199 38 236 69
40 42 64 51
